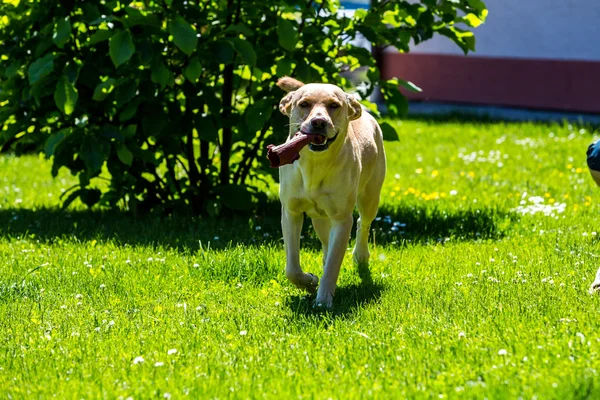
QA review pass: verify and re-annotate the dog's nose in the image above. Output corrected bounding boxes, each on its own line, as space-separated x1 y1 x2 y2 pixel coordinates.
310 117 327 131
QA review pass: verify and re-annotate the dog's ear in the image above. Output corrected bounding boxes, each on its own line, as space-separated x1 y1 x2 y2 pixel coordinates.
346 94 362 121
279 92 295 116
277 77 304 92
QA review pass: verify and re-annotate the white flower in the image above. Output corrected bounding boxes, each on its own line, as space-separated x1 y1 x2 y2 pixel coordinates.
458 332 466 339
99 284 106 289
155 362 165 367
449 190 458 196
75 294 83 299
133 356 144 364
239 330 248 336
168 349 177 355
498 349 508 356
193 263 199 268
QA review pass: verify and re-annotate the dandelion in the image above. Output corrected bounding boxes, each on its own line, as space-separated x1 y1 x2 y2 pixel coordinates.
99 284 106 289
167 349 177 355
133 356 144 364
458 332 466 339
498 349 508 356
415 168 423 174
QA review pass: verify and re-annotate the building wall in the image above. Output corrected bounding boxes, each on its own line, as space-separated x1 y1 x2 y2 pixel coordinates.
381 0 600 112
411 0 600 61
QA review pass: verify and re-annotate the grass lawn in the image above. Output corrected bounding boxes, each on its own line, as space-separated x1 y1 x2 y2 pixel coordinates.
2 118 600 398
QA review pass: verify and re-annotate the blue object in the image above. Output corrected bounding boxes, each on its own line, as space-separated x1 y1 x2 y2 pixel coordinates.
587 140 600 171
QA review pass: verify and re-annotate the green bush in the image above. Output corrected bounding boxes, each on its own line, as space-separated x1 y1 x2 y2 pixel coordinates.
0 0 487 215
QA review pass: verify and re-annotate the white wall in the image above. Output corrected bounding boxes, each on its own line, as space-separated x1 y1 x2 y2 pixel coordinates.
408 0 600 61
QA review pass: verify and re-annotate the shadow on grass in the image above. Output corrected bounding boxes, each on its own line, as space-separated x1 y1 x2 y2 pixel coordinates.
0 202 515 250
285 261 385 320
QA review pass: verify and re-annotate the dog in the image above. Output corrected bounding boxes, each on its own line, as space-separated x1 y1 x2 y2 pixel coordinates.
275 77 387 308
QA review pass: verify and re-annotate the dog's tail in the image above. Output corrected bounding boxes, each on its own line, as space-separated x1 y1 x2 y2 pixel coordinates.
276 77 304 92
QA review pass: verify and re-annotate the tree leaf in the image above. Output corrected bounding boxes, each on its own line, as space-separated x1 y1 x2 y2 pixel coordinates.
277 19 298 52
380 122 399 142
109 30 135 68
28 53 56 85
53 17 71 49
92 78 116 101
116 143 133 166
169 16 198 56
183 57 202 83
54 76 78 115
231 38 256 67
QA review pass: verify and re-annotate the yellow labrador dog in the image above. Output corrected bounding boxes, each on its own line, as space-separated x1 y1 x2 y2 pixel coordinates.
276 77 386 308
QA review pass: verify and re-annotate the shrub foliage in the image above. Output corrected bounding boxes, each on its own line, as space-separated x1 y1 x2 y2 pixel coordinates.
0 0 487 214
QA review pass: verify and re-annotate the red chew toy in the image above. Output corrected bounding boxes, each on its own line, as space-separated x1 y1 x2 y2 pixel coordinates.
266 131 326 168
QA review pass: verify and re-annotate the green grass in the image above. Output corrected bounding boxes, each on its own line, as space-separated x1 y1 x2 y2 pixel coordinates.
2 119 600 398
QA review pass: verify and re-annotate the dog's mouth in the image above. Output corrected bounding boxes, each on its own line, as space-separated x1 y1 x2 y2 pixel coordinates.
306 132 338 152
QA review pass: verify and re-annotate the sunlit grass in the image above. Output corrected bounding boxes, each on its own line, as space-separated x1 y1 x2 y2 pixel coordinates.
2 119 600 398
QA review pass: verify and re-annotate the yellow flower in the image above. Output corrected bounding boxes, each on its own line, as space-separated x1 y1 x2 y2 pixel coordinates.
576 167 583 174
544 193 551 198
431 170 439 178
468 171 475 178
567 164 573 169
415 168 423 174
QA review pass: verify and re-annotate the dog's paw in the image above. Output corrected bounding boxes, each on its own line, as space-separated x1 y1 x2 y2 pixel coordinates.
352 249 370 265
589 281 600 295
293 272 319 294
313 290 333 310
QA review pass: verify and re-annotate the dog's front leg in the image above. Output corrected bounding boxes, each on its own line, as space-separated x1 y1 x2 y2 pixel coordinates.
282 208 319 293
315 215 354 308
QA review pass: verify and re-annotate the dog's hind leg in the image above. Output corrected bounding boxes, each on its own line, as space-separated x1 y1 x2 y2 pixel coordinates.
282 208 319 293
311 218 331 264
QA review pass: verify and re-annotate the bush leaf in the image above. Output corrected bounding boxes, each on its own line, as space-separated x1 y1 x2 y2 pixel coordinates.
28 54 56 85
53 17 71 49
109 30 135 68
116 143 133 166
380 122 399 141
169 16 198 56
92 78 116 101
231 38 256 67
54 76 78 115
183 57 202 83
277 19 298 52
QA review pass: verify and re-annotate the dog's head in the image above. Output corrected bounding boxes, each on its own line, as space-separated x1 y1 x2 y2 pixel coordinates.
277 77 362 153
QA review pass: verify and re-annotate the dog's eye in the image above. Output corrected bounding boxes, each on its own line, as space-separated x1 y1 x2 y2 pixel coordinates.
299 101 310 108
329 103 341 109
